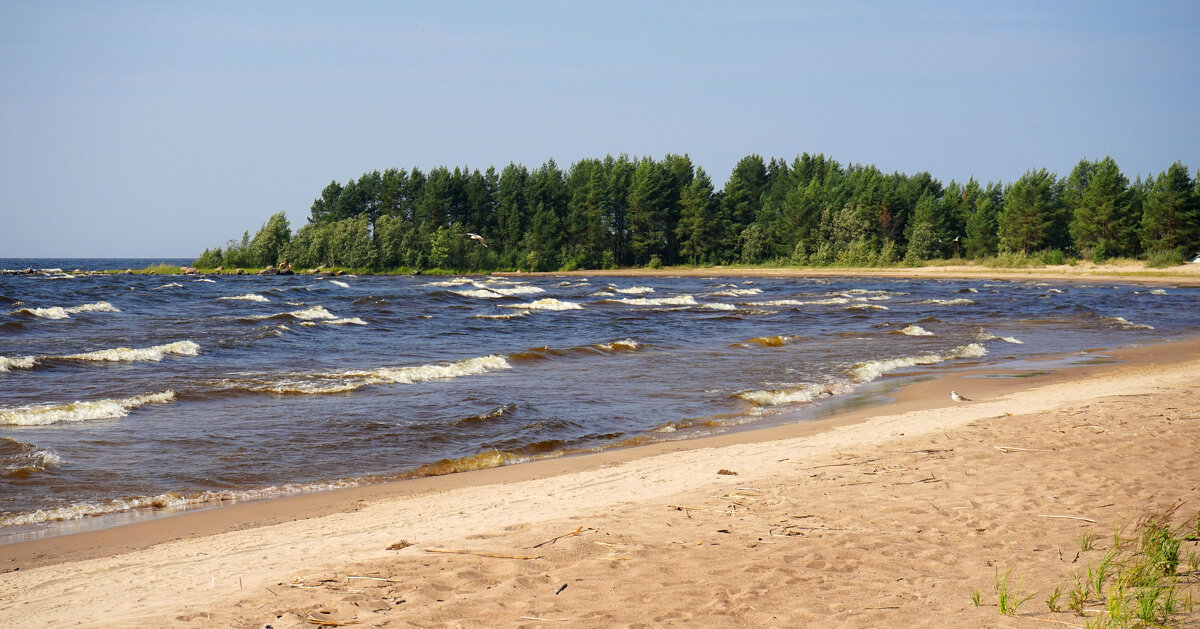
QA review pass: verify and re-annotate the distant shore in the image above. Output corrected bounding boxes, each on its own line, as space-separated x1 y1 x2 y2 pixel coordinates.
6 259 1200 286
3 336 1199 626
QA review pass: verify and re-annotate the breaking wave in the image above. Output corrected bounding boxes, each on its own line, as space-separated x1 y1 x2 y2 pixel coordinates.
921 298 976 306
219 293 270 302
60 341 201 363
509 339 640 363
849 343 988 383
901 325 935 336
733 335 801 348
975 330 1024 344
607 295 698 306
329 280 350 288
0 356 38 372
736 381 855 406
610 286 655 294
748 298 849 306
710 288 763 297
1 437 63 479
500 298 582 311
219 355 512 395
1107 316 1154 330
0 478 363 527
11 301 120 320
0 391 176 426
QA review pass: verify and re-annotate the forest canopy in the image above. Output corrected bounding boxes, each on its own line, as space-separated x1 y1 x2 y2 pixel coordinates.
196 154 1200 272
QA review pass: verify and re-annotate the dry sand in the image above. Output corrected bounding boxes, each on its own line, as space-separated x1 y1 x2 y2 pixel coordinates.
3 341 1200 627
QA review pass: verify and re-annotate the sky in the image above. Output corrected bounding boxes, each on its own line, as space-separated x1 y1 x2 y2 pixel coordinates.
1 1 1197 258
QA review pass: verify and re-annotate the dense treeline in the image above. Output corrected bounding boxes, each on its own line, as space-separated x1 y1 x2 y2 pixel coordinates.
196 154 1200 271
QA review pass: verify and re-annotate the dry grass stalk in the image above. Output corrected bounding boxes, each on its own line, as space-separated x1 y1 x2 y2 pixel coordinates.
305 616 354 626
1037 514 1098 523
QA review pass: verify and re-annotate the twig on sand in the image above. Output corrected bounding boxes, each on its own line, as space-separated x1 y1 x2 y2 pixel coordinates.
1036 514 1097 523
425 548 542 560
808 458 877 469
519 616 571 622
530 525 588 549
994 446 1054 453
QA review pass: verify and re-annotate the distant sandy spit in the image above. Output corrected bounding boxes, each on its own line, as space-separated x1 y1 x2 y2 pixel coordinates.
497 261 1200 286
2 340 1199 628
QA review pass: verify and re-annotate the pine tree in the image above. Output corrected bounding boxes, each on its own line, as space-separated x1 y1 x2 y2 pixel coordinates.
1140 161 1198 254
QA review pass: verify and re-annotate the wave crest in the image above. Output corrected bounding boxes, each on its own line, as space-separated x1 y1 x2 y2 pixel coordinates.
61 341 200 362
849 343 987 383
0 391 176 426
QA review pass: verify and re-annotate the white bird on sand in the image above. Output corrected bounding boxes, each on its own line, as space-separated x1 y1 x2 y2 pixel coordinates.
950 390 971 402
461 233 488 247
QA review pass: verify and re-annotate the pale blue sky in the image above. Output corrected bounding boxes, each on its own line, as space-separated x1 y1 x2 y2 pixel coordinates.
2 1 1197 257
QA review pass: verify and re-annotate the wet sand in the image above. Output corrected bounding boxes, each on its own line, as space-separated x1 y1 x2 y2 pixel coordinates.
2 338 1199 626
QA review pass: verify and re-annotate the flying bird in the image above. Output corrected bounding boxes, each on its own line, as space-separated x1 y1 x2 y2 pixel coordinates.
950 390 971 402
461 233 488 247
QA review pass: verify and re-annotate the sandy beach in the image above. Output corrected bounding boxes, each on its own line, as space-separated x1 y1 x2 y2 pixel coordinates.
3 309 1200 627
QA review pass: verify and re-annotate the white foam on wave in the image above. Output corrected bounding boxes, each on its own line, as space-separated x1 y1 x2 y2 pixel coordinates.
420 278 475 287
0 356 37 372
219 293 270 302
0 391 176 426
737 381 855 406
500 298 582 311
325 317 367 325
921 298 976 306
226 355 512 395
12 301 120 320
609 295 698 306
474 310 531 320
0 478 363 527
846 304 889 311
701 302 737 311
489 285 545 296
289 305 337 320
1107 316 1154 330
901 324 935 336
1 437 63 477
61 341 200 363
595 339 639 351
748 298 849 306
452 288 503 299
710 288 762 297
195 278 216 283
329 280 350 288
610 286 655 294
975 330 1023 344
154 282 183 290
849 343 988 383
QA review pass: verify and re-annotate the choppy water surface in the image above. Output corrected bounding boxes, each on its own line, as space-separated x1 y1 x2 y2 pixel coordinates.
2 260 1198 535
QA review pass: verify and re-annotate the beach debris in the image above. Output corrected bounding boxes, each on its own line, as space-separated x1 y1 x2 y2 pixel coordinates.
555 583 568 595
519 616 571 622
1036 514 1098 523
385 540 413 550
305 615 354 626
530 525 588 548
424 548 542 559
994 446 1054 453
717 468 738 475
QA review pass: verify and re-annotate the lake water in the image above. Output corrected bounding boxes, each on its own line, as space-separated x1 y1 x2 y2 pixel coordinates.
2 259 1197 537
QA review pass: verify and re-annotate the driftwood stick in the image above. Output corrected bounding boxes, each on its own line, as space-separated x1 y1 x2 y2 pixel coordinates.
530 525 586 549
425 548 542 560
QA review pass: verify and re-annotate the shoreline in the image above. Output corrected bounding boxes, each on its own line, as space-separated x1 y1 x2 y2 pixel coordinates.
1 337 1198 625
2 336 1198 626
4 334 1199 572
